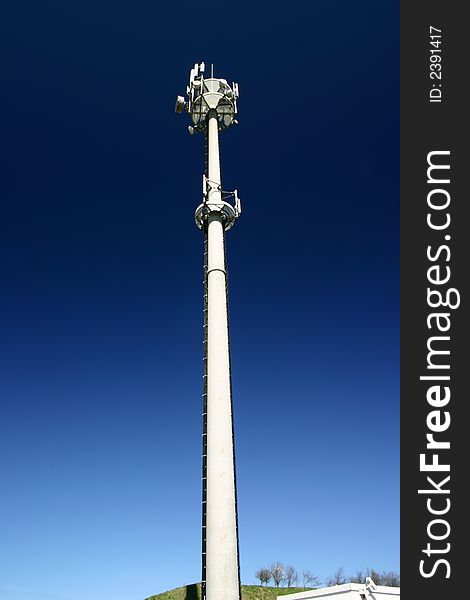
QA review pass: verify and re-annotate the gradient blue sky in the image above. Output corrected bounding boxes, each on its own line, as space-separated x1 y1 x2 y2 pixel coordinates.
1 1 399 599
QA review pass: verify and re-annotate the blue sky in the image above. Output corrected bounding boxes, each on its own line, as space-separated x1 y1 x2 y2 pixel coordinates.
1 1 399 599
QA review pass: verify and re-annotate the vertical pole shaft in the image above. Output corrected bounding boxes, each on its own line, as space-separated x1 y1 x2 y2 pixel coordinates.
205 111 240 600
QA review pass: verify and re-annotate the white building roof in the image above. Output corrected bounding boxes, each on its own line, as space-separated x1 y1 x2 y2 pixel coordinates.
277 581 400 600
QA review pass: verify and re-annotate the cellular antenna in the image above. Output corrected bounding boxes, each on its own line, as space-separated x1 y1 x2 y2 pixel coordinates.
175 64 241 600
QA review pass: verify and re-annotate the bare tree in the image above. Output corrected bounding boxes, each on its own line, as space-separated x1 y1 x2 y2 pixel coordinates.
270 562 285 587
263 567 273 586
325 567 347 586
284 565 298 587
349 570 365 583
368 568 382 584
302 569 320 588
376 570 400 587
349 568 400 587
255 567 272 586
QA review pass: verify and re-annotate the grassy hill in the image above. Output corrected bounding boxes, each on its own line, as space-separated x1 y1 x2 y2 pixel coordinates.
146 584 313 600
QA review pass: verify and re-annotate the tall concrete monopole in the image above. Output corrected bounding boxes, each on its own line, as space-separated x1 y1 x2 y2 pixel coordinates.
176 63 242 600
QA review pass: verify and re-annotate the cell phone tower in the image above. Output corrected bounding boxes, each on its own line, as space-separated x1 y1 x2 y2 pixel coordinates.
175 63 242 600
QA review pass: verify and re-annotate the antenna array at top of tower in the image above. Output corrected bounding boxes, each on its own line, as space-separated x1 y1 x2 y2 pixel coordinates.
175 62 239 134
